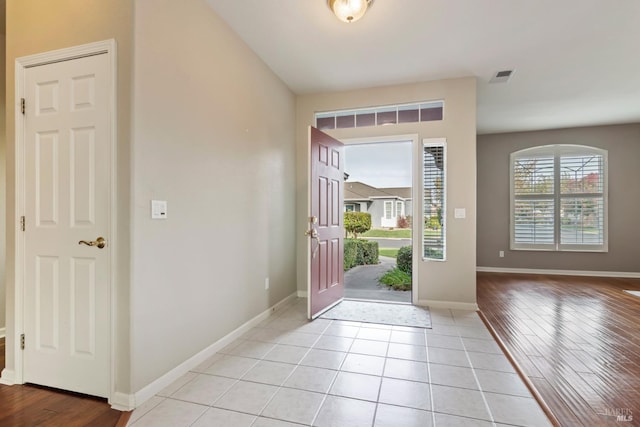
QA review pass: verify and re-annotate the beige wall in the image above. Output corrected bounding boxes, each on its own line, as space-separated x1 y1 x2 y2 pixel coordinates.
132 0 296 391
297 78 478 307
1 33 5 332
5 0 133 393
477 124 640 273
3 0 297 403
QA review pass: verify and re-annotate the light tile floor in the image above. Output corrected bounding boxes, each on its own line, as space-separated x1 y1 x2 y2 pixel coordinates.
129 299 551 427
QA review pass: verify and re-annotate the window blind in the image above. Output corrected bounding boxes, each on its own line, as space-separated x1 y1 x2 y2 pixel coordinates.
424 143 445 260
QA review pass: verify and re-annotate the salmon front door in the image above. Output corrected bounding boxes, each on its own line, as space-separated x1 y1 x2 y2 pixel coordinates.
307 127 344 319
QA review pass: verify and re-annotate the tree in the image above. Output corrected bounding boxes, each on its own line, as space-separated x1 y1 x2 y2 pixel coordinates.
344 212 371 238
514 159 554 194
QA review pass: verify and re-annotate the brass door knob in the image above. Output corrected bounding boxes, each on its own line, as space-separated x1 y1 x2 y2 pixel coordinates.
78 237 107 249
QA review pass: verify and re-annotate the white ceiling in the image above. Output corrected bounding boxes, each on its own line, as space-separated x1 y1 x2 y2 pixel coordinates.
205 0 640 134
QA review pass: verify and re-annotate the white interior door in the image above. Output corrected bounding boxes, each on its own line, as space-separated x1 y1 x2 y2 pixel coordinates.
23 53 111 397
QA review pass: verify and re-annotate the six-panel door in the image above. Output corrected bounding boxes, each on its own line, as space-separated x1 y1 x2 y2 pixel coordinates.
23 53 110 397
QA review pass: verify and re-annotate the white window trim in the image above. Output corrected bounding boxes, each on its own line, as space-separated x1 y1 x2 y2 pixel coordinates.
510 144 608 252
384 201 394 219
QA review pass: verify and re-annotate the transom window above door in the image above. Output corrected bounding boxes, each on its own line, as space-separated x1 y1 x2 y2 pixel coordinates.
510 144 608 252
315 100 444 131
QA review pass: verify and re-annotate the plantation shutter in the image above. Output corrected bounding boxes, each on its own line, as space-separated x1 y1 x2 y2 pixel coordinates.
512 154 555 247
423 143 445 260
510 145 607 251
559 153 605 249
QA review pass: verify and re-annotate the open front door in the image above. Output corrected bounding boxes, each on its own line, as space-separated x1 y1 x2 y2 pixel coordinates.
307 127 344 319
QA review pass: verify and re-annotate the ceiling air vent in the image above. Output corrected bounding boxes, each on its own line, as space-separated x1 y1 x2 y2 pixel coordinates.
490 69 514 84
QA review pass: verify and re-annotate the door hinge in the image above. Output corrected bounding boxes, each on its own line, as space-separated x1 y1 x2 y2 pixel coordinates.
21 98 26 115
21 334 25 350
20 216 26 232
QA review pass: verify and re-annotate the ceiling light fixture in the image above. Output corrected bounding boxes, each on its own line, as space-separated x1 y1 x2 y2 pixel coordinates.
328 0 373 23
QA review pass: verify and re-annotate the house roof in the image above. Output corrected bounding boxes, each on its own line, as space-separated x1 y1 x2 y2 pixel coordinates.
380 187 412 199
344 181 411 202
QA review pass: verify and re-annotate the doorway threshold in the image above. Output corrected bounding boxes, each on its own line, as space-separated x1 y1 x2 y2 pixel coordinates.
344 297 412 305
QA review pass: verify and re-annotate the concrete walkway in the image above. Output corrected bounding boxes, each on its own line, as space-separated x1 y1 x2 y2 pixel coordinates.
344 256 411 303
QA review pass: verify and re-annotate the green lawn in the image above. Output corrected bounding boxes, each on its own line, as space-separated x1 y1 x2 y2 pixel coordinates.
379 248 399 258
360 228 442 239
361 229 411 238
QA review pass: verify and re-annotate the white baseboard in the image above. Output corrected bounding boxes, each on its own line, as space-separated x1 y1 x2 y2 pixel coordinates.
417 300 479 311
129 292 298 411
477 266 640 278
297 290 308 298
0 327 5 339
0 368 17 386
110 391 136 412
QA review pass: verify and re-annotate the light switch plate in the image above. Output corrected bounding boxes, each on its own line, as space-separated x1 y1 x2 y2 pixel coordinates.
454 208 466 219
151 200 168 219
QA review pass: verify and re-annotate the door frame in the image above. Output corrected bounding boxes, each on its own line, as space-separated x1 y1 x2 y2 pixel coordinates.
338 134 420 305
9 40 118 403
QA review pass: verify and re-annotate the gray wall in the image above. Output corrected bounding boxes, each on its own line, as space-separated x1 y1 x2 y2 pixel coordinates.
405 200 414 221
369 200 385 228
477 123 640 273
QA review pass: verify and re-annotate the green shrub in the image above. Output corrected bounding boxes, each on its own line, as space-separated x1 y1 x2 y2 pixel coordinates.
344 238 379 271
344 212 372 238
380 268 412 291
358 239 379 265
397 215 410 229
344 239 358 270
397 245 412 274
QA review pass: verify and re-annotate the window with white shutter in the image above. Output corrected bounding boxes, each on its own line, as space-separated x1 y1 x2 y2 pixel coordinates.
424 142 446 260
510 145 607 252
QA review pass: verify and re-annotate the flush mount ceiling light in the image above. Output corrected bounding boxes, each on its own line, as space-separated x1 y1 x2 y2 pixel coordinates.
328 0 373 23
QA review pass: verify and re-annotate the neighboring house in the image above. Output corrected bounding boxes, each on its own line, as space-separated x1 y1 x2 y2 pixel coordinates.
344 181 413 228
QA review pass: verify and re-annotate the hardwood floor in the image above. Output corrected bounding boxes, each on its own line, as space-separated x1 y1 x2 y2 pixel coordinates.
0 337 129 426
477 273 640 427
